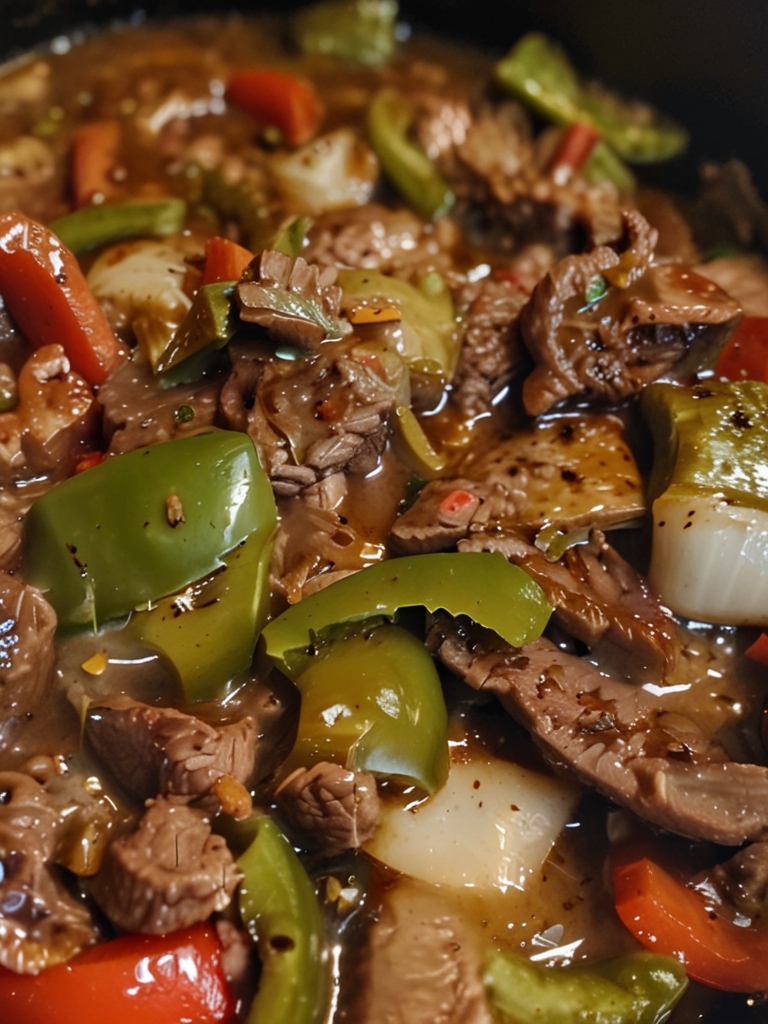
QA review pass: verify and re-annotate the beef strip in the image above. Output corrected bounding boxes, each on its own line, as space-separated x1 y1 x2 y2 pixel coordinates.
85 695 258 811
0 572 56 719
235 249 350 351
0 771 97 974
304 202 459 277
359 877 493 1024
428 618 768 846
709 840 768 922
389 413 645 555
99 349 222 455
519 209 742 415
429 99 624 258
449 274 530 419
221 343 398 497
458 529 680 684
91 795 242 934
275 762 380 858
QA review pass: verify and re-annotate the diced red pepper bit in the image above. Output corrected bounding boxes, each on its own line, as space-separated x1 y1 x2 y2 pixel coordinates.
75 451 106 473
438 488 477 516
549 122 602 185
745 632 768 666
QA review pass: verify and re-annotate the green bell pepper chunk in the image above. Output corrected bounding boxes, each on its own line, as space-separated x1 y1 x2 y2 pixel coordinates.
484 949 687 1024
127 530 273 702
337 268 460 380
259 551 552 680
494 33 688 164
640 379 768 511
287 622 449 793
238 815 329 1024
49 198 187 253
154 281 239 375
366 88 455 220
269 215 311 259
24 431 276 630
293 0 399 66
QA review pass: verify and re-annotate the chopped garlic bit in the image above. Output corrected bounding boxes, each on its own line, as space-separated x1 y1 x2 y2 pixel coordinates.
165 493 185 527
212 773 253 820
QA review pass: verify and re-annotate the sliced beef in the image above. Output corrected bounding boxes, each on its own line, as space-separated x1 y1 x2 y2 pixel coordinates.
459 529 680 684
275 762 380 857
85 695 258 810
519 209 742 415
428 618 768 847
0 771 97 974
304 202 458 277
0 573 56 719
235 249 350 351
359 877 493 1024
695 254 768 318
389 413 645 555
221 343 398 497
709 840 768 922
91 795 241 934
0 484 41 571
449 275 529 418
99 350 222 455
432 100 624 258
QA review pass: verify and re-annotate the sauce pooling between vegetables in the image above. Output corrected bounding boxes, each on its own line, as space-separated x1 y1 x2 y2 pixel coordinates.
1 5 768 1022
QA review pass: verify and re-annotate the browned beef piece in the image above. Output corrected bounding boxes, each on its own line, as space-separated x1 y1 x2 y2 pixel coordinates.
235 249 350 351
0 485 40 570
305 202 458 276
221 344 398 497
99 350 222 455
0 573 56 719
709 840 768 921
0 771 97 974
449 275 529 418
459 529 680 684
519 209 742 415
275 762 380 857
428 619 768 847
85 695 258 810
359 878 493 1024
389 413 645 555
91 795 241 934
695 254 768 317
430 100 624 258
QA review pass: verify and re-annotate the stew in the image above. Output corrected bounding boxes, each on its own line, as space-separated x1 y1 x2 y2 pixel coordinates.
0 3 767 1021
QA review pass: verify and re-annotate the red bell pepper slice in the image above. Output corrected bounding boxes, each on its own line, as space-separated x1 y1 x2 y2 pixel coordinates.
612 847 768 992
549 122 601 183
226 68 321 147
200 235 255 286
714 315 768 384
0 212 124 386
0 924 236 1024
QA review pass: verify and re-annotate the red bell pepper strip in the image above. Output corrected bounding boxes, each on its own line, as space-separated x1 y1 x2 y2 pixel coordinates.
714 316 768 384
745 631 768 665
200 235 255 286
612 848 768 992
0 212 124 386
71 120 121 208
0 923 237 1024
549 121 601 183
438 488 478 516
225 69 322 147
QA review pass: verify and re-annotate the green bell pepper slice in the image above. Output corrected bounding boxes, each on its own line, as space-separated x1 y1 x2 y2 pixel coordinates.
126 530 273 702
640 379 768 511
49 198 187 254
286 622 449 793
494 33 688 164
292 0 399 66
366 88 455 220
259 551 552 680
154 281 239 375
24 430 276 630
337 268 460 380
238 815 329 1024
484 949 687 1024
